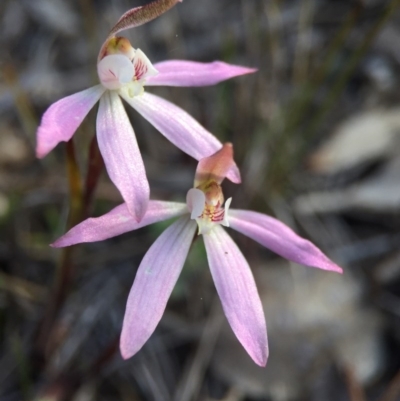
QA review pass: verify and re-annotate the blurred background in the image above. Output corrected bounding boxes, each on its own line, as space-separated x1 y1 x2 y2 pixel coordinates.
1 0 400 400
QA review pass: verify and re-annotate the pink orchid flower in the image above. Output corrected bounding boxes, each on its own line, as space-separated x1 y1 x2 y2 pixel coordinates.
52 144 343 367
36 0 251 221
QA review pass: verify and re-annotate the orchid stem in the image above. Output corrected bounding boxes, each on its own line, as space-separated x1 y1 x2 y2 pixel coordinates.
34 137 103 366
34 139 83 361
66 139 84 227
83 136 104 218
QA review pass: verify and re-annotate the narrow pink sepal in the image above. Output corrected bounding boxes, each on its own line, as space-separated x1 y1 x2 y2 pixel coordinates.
203 226 268 367
36 85 105 158
122 92 241 183
51 201 187 247
229 210 343 273
97 91 149 221
145 60 257 87
195 143 236 186
120 216 196 359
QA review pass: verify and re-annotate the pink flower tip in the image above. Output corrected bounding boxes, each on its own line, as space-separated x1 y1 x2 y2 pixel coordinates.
35 132 51 159
330 264 343 274
257 353 268 368
120 337 141 360
248 339 268 367
36 148 46 159
119 346 132 360
243 67 258 74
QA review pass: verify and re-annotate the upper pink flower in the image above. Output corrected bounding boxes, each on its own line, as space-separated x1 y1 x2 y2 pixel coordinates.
36 0 253 221
52 144 343 367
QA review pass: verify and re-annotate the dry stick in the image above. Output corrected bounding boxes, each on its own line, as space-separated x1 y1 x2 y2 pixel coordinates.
2 61 39 152
34 332 120 401
83 136 104 219
268 0 399 193
292 0 315 86
378 369 400 401
303 0 400 144
88 336 120 377
35 139 83 361
286 1 363 133
173 301 224 401
65 140 84 227
78 0 98 63
1 60 38 161
343 365 366 401
35 137 103 365
264 1 364 193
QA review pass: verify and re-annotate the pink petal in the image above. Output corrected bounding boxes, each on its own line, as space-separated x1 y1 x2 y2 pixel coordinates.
120 216 196 359
36 85 105 158
203 226 268 367
229 209 343 273
97 91 149 221
121 92 241 183
146 60 257 87
51 200 187 247
194 143 236 186
134 49 158 81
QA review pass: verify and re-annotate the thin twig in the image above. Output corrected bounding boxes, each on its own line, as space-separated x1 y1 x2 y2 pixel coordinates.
173 300 224 401
83 136 104 218
378 369 400 401
343 364 366 401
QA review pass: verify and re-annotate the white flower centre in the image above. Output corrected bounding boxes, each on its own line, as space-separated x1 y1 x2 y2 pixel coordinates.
186 188 231 235
97 49 158 95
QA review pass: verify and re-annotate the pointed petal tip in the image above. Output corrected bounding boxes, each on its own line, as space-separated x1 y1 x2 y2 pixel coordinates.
234 66 258 76
97 92 150 222
36 126 56 159
248 339 268 367
36 85 105 158
195 142 240 186
223 64 257 77
119 341 134 360
247 67 258 73
226 163 241 184
35 146 46 159
330 264 344 274
50 238 68 248
254 350 268 367
317 259 343 274
229 210 343 274
146 61 257 87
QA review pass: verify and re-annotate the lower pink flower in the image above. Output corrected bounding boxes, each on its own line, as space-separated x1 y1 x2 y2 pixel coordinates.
52 144 343 367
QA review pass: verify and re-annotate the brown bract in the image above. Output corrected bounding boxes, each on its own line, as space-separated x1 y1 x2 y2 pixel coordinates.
98 0 183 62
